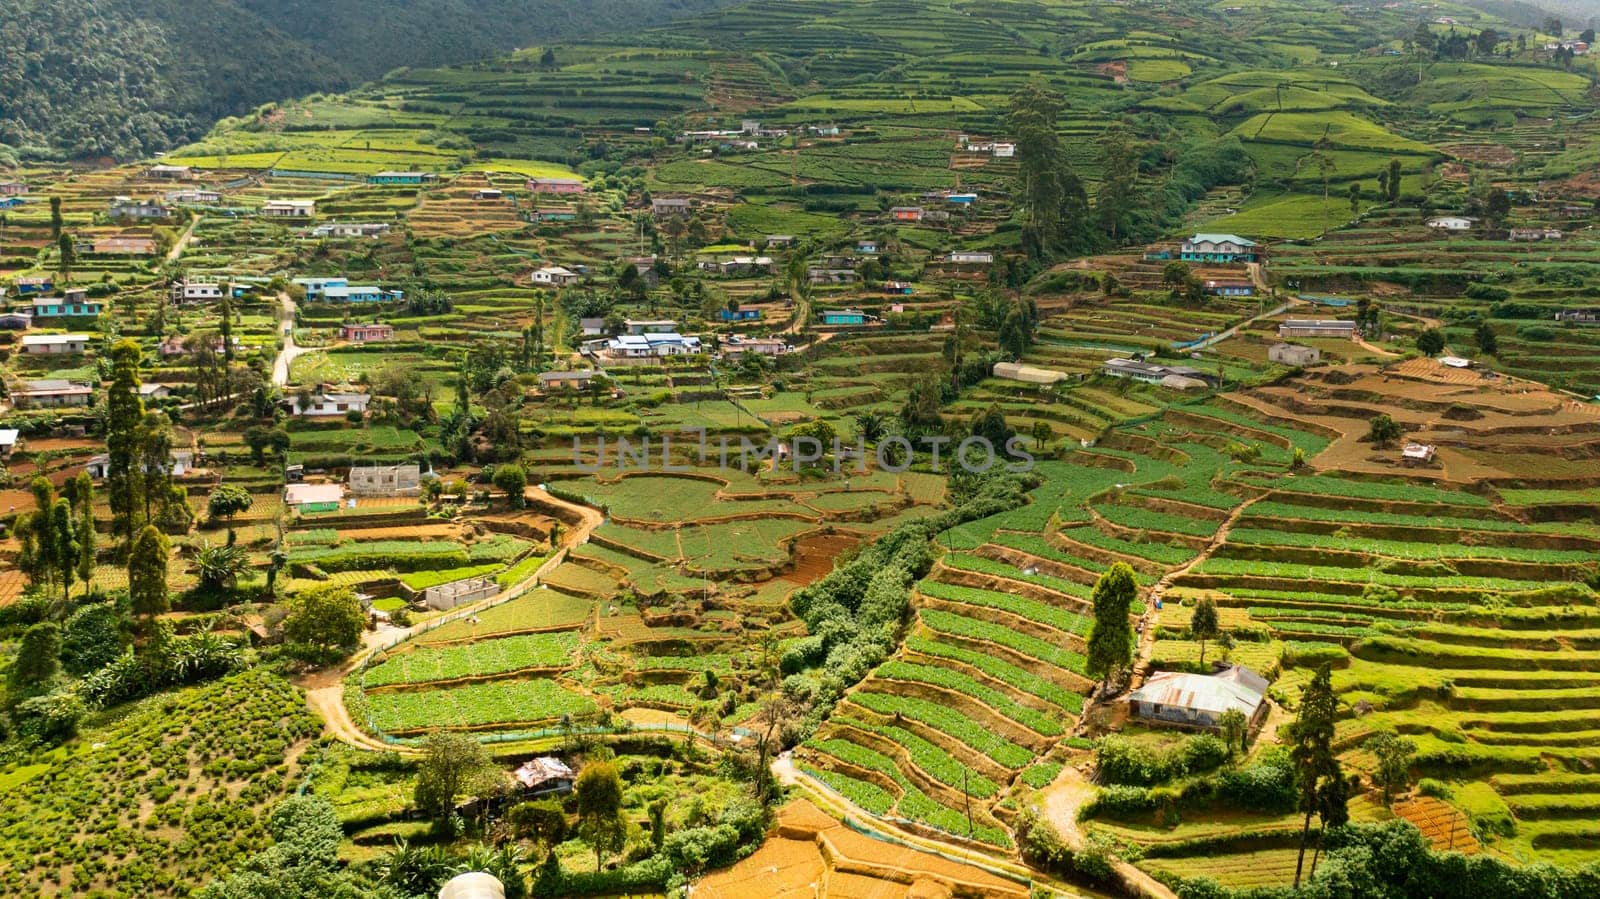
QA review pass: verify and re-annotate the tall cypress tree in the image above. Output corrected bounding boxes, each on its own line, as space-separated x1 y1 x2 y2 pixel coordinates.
106 339 148 541
1086 562 1138 693
1291 663 1344 888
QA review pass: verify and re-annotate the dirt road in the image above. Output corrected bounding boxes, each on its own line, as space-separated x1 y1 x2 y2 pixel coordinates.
297 486 605 751
270 292 308 387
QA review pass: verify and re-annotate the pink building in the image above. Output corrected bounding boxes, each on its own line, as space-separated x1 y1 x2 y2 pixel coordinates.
340 322 395 342
0 182 25 196
527 177 585 194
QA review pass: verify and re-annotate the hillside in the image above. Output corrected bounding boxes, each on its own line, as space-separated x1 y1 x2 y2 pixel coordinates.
0 0 735 161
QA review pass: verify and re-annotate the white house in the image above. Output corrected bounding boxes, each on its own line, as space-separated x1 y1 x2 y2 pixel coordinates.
170 279 227 303
1128 665 1269 731
1426 216 1475 231
86 450 192 479
21 333 91 354
1279 319 1356 338
947 251 994 265
285 392 371 417
0 429 18 457
532 265 580 286
262 199 315 218
349 463 422 496
311 222 391 239
12 379 92 408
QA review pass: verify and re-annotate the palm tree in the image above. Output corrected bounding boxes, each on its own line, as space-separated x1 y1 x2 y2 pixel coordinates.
194 539 249 592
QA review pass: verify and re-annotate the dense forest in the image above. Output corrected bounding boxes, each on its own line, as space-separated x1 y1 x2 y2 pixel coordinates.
0 0 734 161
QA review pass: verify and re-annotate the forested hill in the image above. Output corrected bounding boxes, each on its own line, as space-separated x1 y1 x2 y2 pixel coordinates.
0 0 734 162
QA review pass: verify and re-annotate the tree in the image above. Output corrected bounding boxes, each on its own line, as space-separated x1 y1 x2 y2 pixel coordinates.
1365 731 1416 805
282 585 366 656
1416 327 1445 356
128 524 172 628
1031 420 1052 452
207 484 255 523
1475 28 1500 55
1367 413 1403 448
1086 563 1137 693
575 761 627 870
853 411 887 444
219 292 235 363
1190 596 1220 668
70 473 95 588
1095 122 1140 243
8 621 62 698
414 731 496 824
49 196 62 238
1484 187 1511 228
1474 321 1499 356
492 463 528 508
192 538 246 596
1387 158 1402 202
1348 182 1362 216
106 339 148 541
1218 708 1249 757
57 233 75 282
49 499 78 600
1008 79 1092 259
1290 664 1344 888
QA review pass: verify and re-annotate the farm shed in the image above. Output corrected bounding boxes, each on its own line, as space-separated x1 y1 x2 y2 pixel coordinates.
283 391 371 418
146 164 194 180
513 757 575 796
1426 216 1475 231
1278 319 1355 338
12 379 92 408
819 308 867 326
0 311 30 329
1128 665 1269 731
31 290 102 317
424 577 497 611
1402 443 1437 465
993 361 1070 385
538 370 599 390
532 265 580 286
1268 343 1320 366
261 199 315 218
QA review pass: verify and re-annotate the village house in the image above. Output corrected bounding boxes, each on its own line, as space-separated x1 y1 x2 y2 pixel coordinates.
721 337 789 357
1181 233 1259 264
87 449 192 479
1279 319 1357 338
599 332 703 359
311 222 391 239
0 181 26 196
538 370 600 391
1204 278 1254 297
1128 665 1270 732
12 379 92 408
532 265 581 287
367 171 437 186
946 251 994 265
1555 309 1600 323
624 319 679 335
165 189 221 205
169 279 232 303
856 239 878 254
262 199 315 218
349 463 422 496
992 142 1016 157
108 197 171 219
139 383 172 400
146 164 194 180
527 177 585 194
1426 215 1475 231
14 276 53 294
472 188 504 201
1509 228 1544 242
889 206 924 222
158 334 234 358
700 256 774 277
284 483 344 513
284 391 371 418
0 429 18 458
651 197 693 218
882 281 914 295
294 277 403 304
1268 343 1320 366
1102 357 1214 387
21 333 90 354
819 308 867 326
31 289 102 317
92 236 157 255
0 311 32 330
294 277 350 300
579 317 606 336
339 322 394 342
765 234 795 248
945 192 978 206
807 268 858 284
719 304 764 322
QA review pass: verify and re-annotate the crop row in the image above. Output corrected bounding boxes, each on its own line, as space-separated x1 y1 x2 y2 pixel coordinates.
1096 503 1219 538
1225 529 1596 564
363 632 579 686
851 692 1035 769
1058 526 1194 566
918 580 1090 635
920 608 1089 676
875 660 1063 736
939 553 1094 599
905 636 1085 713
1192 558 1562 592
832 715 999 797
364 678 597 732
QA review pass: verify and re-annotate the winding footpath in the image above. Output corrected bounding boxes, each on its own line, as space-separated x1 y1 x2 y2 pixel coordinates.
299 486 605 755
270 292 306 387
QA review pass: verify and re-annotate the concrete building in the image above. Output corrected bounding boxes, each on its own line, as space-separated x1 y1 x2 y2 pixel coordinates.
261 199 315 218
993 362 1069 385
538 370 600 390
311 222 391 239
12 379 92 408
1268 343 1320 366
1426 216 1475 231
527 177 585 194
1181 233 1259 264
284 391 371 418
532 265 580 286
339 323 394 342
284 483 344 513
21 333 91 354
349 463 422 496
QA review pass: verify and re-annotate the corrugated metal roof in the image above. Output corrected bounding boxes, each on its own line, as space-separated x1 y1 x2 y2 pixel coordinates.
1128 666 1265 717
